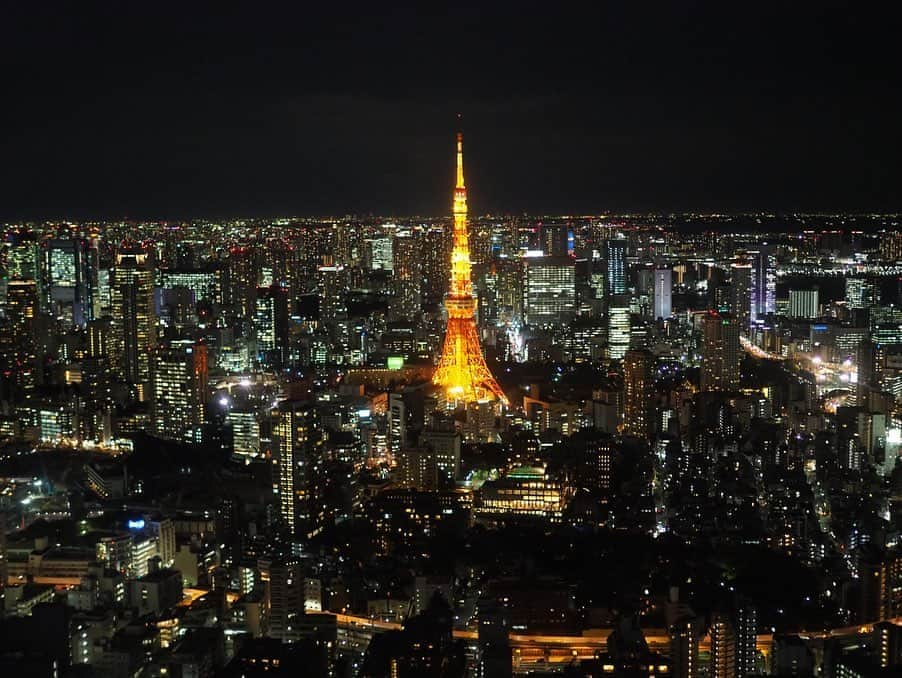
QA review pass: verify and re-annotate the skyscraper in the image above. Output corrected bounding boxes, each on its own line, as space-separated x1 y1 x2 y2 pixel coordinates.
274 400 326 539
857 339 881 406
110 246 157 401
845 276 877 309
623 349 654 438
606 294 631 361
388 392 406 458
419 426 462 482
729 258 752 332
605 238 627 296
541 221 571 257
226 245 258 319
0 279 39 398
788 289 819 319
391 230 422 320
421 224 451 309
6 232 40 281
254 285 290 369
366 234 394 271
152 340 207 442
653 267 672 320
433 132 506 405
266 557 304 643
749 249 775 324
523 255 576 326
700 311 741 392
42 237 97 327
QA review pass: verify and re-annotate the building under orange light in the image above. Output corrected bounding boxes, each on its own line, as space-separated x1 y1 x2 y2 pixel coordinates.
433 132 507 405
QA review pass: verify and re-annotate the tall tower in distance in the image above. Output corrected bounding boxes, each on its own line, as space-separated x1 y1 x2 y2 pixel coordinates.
433 132 507 405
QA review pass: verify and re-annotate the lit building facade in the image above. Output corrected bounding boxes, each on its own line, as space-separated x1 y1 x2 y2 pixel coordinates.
475 466 572 525
700 311 740 392
254 285 289 369
788 289 819 319
623 349 654 438
607 295 631 360
152 340 207 442
273 400 327 539
605 238 627 295
110 247 157 400
523 255 576 326
750 249 775 324
729 259 752 331
653 267 672 320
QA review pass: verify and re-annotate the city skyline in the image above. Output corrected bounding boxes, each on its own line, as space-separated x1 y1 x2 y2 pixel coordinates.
4 5 902 678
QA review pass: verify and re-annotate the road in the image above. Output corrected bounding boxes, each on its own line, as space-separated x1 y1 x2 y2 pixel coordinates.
328 610 902 666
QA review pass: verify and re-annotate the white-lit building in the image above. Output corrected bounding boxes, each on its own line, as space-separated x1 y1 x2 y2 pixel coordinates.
653 267 672 320
523 256 576 326
788 289 819 319
607 295 631 360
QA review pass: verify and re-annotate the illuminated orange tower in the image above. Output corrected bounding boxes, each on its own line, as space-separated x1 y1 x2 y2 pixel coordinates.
433 132 508 405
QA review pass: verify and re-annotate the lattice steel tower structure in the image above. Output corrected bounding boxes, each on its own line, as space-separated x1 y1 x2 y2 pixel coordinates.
433 132 507 405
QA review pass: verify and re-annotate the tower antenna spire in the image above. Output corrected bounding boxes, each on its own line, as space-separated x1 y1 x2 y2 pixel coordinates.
456 130 465 190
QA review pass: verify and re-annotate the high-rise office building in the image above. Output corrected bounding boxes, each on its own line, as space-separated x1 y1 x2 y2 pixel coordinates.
366 234 394 271
420 225 451 308
857 339 881 406
750 249 776 324
42 237 97 327
605 238 628 295
226 245 258 319
880 232 902 263
845 276 877 309
266 557 304 643
0 279 39 398
541 221 571 257
523 255 576 326
254 285 290 369
157 267 221 307
6 232 40 281
110 246 157 401
581 431 614 494
606 295 631 360
388 392 406 458
653 267 672 320
700 311 741 392
273 400 326 539
788 289 819 319
419 427 462 482
152 340 208 442
82 316 114 406
316 264 349 325
623 349 654 438
729 259 752 331
398 447 440 491
391 230 422 320
227 408 261 459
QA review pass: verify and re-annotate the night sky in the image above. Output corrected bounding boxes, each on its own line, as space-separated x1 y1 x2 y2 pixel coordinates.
2 3 901 219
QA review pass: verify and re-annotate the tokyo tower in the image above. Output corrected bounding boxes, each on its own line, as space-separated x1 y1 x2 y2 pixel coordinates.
433 132 508 405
